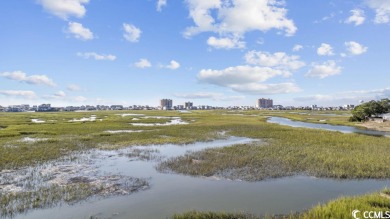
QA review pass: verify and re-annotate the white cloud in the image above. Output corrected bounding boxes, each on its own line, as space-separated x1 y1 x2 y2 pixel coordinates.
292 44 303 52
37 0 89 20
306 60 342 79
230 82 301 94
345 9 365 26
174 92 245 101
0 90 36 99
184 0 297 39
165 60 180 70
157 0 167 11
198 65 286 85
244 50 305 71
67 22 94 40
1 71 56 87
294 87 390 105
67 84 82 91
197 65 300 94
345 41 368 56
134 59 152 68
207 36 245 49
74 96 87 102
55 91 66 97
317 43 334 56
366 0 390 24
123 23 141 42
77 52 116 61
43 91 67 100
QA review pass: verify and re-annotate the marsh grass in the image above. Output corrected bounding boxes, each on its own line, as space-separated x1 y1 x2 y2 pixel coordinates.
172 211 262 219
171 189 390 219
298 189 390 219
159 120 390 180
1 183 96 218
1 110 390 179
1 110 390 218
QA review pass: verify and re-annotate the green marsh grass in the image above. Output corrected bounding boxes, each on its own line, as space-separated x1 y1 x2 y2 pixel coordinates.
1 110 390 218
171 189 390 219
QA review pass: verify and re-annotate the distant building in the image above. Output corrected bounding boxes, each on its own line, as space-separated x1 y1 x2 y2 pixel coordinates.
185 102 193 109
160 99 173 110
110 105 123 110
37 104 52 112
257 98 273 108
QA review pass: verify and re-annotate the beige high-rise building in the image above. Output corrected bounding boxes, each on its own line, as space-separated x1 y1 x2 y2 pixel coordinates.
160 99 173 110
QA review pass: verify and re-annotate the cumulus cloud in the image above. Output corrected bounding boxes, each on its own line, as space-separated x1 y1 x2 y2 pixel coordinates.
67 84 82 91
345 9 365 26
317 43 334 56
345 41 368 56
1 71 56 87
306 61 342 79
67 22 94 40
165 60 180 70
37 0 89 20
294 87 390 105
230 82 301 94
0 90 36 99
244 50 305 72
43 91 67 100
77 52 116 61
207 36 245 49
123 23 141 42
366 0 390 24
55 91 66 97
134 59 152 68
184 0 297 47
292 44 303 52
197 65 300 94
157 0 167 11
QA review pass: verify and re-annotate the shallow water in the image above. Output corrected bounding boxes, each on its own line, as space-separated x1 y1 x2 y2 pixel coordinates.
13 136 390 219
268 117 390 137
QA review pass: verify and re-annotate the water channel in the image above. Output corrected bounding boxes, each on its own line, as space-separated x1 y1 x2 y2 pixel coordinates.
267 117 390 137
13 135 390 219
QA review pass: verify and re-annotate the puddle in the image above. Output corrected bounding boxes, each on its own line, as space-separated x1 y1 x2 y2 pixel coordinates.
31 119 45 123
69 115 97 122
116 114 145 117
104 130 144 134
19 137 49 143
131 117 189 126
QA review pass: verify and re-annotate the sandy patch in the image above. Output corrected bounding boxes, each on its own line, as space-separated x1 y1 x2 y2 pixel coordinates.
357 121 390 132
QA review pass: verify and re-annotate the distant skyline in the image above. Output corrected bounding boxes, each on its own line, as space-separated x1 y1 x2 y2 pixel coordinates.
1 0 389 107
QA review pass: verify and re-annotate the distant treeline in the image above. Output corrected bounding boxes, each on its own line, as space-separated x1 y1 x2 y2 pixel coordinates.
350 98 390 122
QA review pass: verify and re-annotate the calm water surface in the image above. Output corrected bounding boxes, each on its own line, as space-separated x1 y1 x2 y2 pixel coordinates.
268 117 390 137
16 136 390 219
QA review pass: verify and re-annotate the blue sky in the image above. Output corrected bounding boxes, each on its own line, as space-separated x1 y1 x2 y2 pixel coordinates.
1 0 389 107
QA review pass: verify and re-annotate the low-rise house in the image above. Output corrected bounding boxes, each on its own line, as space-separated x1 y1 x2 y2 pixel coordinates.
383 113 390 121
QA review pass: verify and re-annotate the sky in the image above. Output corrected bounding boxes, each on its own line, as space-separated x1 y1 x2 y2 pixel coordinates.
0 0 390 107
